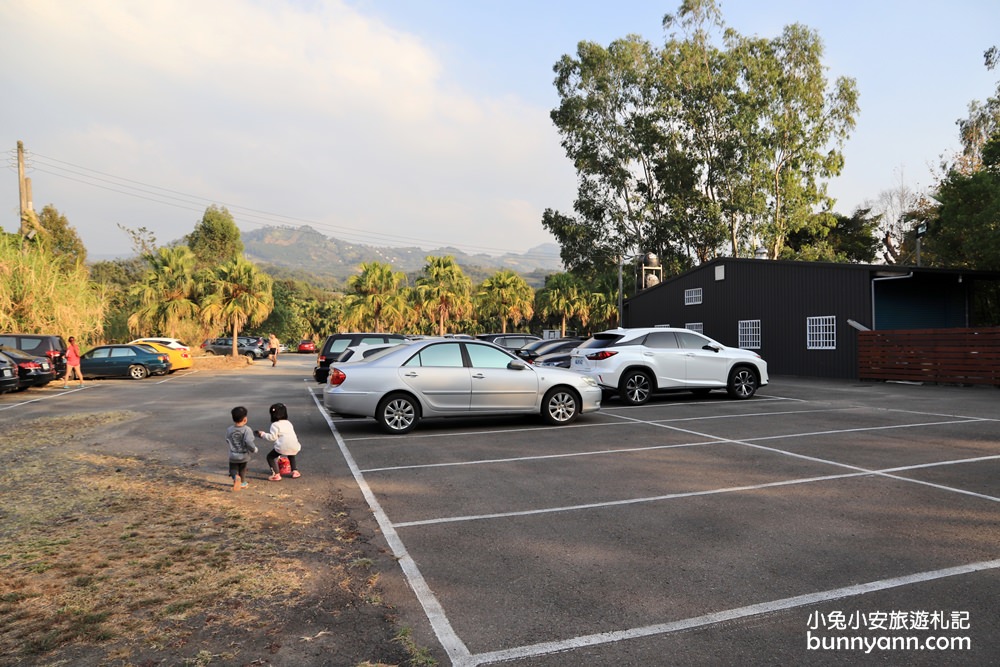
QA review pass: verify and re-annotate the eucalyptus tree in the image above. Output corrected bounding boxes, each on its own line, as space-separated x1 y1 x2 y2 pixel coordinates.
546 0 858 266
200 256 274 357
415 256 472 336
36 204 87 266
127 245 201 339
740 23 859 258
186 205 244 269
476 269 535 333
342 262 409 333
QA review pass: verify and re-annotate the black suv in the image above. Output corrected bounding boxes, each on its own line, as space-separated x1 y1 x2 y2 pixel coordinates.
313 333 407 383
475 333 542 350
0 333 67 379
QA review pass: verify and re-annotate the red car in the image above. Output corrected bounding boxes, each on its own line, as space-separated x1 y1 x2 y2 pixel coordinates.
297 339 316 353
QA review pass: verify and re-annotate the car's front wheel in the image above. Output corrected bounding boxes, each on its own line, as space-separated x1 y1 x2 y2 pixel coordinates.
541 387 580 425
619 369 653 405
129 364 149 380
376 393 420 434
727 366 758 399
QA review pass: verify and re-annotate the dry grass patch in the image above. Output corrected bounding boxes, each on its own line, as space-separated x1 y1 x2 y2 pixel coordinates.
0 412 408 665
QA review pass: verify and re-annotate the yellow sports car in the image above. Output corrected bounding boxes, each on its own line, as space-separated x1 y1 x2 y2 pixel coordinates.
134 341 193 372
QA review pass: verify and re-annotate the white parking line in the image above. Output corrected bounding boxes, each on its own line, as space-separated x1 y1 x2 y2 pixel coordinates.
309 389 473 666
360 412 988 474
467 559 1000 666
314 389 1000 665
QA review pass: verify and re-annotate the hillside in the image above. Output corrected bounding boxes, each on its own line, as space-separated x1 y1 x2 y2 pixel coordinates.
242 225 563 287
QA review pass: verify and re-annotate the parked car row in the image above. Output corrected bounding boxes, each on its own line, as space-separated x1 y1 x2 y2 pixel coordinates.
5 328 769 423
0 341 174 393
201 337 268 359
315 327 769 433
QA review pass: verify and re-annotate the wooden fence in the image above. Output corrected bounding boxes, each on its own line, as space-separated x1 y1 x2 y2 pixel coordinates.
858 327 1000 385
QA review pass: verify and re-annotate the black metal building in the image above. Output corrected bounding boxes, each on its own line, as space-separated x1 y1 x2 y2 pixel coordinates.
624 258 1000 379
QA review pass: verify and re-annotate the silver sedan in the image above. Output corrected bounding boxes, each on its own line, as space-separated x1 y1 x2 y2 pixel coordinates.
323 339 602 434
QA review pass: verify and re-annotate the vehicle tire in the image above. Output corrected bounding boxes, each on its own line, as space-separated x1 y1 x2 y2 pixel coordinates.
726 366 758 399
204 349 216 355
244 353 256 362
376 393 420 434
619 369 653 405
129 364 149 380
541 387 580 425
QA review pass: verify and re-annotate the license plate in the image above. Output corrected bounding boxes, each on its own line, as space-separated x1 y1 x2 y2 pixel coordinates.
41 362 50 370
572 357 584 367
1 369 10 377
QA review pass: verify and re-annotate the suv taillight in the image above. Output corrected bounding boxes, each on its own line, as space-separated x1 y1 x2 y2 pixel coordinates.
328 368 346 386
47 350 61 359
586 350 618 361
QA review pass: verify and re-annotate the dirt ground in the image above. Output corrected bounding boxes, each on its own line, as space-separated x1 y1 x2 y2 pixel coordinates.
0 356 433 667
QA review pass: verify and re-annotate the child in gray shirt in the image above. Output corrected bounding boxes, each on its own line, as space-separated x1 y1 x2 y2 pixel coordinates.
227 406 258 491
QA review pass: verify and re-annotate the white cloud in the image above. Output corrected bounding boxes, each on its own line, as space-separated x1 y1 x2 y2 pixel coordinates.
0 0 570 255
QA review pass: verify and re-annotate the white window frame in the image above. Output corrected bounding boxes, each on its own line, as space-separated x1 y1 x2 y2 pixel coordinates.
684 288 703 305
685 322 704 334
738 320 761 350
806 316 837 350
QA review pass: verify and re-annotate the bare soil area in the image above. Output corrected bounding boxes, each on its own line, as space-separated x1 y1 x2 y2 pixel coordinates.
0 366 433 666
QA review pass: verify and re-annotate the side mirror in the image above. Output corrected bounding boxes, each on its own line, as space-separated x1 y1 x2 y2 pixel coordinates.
507 360 528 370
703 344 721 353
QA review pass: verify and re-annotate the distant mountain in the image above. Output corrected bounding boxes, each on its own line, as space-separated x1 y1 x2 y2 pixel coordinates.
242 225 563 287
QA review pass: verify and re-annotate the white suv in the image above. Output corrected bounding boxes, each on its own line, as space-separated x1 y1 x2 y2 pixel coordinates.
569 327 768 404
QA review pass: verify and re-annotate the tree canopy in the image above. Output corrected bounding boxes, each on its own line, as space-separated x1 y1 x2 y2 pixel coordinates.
186 205 244 268
545 0 858 277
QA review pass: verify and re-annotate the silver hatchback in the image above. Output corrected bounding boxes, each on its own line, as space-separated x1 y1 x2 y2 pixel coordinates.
323 339 602 434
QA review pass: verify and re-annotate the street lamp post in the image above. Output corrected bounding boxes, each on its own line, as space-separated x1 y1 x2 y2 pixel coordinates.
618 251 662 327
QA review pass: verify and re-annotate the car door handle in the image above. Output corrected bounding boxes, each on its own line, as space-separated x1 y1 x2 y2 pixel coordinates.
404 372 418 377
472 373 486 379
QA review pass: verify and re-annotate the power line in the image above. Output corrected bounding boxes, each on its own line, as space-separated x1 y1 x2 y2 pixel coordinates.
27 151 561 261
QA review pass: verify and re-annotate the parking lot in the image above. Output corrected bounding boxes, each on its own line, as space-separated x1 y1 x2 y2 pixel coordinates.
3 358 997 665
315 376 1000 666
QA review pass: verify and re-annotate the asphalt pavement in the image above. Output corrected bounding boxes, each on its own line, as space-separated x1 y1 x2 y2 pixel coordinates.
5 359 998 666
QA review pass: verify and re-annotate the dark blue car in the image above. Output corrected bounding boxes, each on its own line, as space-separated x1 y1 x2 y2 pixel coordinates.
80 344 171 380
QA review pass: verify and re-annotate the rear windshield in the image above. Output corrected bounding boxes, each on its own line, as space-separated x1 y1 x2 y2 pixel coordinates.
574 334 624 350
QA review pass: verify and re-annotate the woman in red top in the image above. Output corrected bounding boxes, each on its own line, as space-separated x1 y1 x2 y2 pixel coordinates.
63 336 84 388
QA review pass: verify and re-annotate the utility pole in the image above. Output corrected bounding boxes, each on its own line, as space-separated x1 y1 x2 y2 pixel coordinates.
17 141 28 234
17 140 39 236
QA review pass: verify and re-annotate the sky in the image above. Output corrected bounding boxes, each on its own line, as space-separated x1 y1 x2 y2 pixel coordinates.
2 0 998 260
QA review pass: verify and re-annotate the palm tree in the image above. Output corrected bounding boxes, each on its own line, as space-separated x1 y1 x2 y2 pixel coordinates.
200 257 274 356
415 256 472 336
128 246 200 339
343 262 409 332
586 290 618 332
536 272 587 337
476 269 534 333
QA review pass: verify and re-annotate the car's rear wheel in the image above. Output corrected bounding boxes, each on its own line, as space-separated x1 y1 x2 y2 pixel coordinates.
376 393 420 434
204 349 216 355
129 364 149 380
727 366 758 399
619 369 653 405
541 387 580 425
